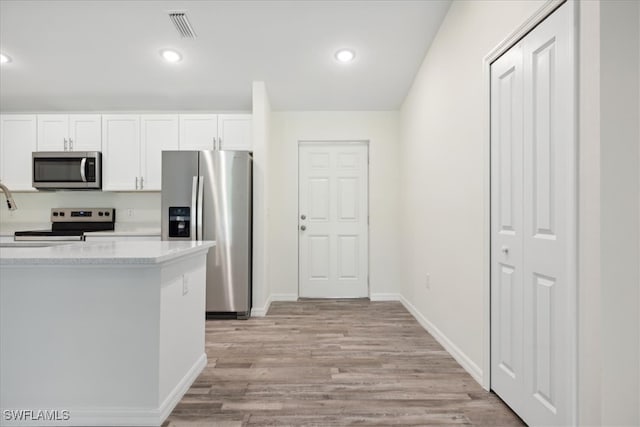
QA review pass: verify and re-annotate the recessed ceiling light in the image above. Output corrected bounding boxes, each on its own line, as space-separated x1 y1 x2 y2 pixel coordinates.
160 49 182 63
0 53 11 64
335 49 355 63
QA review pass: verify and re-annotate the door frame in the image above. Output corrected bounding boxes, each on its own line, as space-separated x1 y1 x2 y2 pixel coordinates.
297 140 371 298
482 0 578 423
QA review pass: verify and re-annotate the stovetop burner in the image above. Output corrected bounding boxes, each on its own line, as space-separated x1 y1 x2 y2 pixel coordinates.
14 208 116 241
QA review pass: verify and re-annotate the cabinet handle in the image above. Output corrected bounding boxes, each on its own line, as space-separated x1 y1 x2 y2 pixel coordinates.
218 137 222 150
69 138 73 150
140 176 144 190
64 138 68 151
135 177 139 190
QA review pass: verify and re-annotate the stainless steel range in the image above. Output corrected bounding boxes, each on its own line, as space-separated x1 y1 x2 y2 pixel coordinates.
14 208 115 241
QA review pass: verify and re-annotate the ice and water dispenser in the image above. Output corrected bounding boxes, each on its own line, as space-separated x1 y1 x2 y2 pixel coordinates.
168 207 191 238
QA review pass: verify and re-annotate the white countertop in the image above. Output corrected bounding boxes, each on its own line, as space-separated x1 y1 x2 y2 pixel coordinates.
0 240 215 265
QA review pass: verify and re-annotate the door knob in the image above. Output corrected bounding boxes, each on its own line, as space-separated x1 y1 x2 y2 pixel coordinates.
300 225 306 231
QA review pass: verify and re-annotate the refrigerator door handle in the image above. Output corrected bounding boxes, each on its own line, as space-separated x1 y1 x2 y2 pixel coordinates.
191 176 198 240
197 175 204 240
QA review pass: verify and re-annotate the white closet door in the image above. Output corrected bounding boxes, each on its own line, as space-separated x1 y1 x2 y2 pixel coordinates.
491 3 575 426
490 42 525 418
522 3 575 425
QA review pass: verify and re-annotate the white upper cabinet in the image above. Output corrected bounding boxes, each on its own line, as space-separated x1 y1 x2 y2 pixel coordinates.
37 114 101 151
37 115 68 151
218 114 252 151
103 114 179 191
0 115 37 191
69 115 102 151
179 114 252 151
179 114 217 151
140 115 179 191
102 115 141 191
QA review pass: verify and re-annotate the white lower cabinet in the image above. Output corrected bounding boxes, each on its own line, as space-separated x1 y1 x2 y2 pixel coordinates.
102 114 178 191
0 115 37 191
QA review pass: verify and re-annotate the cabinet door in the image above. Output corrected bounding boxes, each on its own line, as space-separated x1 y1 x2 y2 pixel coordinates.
102 115 140 191
69 115 101 151
0 115 37 191
37 115 68 151
179 114 217 150
218 114 252 151
140 115 179 191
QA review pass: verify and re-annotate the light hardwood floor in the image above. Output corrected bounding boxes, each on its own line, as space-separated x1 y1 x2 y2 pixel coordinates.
163 299 524 426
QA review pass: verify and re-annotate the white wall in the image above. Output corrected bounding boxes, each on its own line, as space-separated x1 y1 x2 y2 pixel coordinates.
578 1 602 424
0 191 159 227
398 0 546 378
600 1 640 425
251 82 272 314
267 111 401 300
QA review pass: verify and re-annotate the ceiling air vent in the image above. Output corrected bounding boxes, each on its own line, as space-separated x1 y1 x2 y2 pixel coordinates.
169 12 197 39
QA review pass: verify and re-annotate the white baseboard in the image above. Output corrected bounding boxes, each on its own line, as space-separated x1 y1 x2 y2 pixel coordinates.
370 293 403 301
251 293 299 317
251 294 273 317
157 353 207 424
397 295 484 385
271 293 299 302
7 354 208 426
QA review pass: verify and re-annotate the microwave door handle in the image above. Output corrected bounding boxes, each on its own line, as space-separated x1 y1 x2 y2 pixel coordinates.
80 158 87 182
191 176 198 241
197 176 204 241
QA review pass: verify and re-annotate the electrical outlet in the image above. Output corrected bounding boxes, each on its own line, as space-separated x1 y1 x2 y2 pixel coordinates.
127 208 134 218
425 274 431 290
182 275 189 296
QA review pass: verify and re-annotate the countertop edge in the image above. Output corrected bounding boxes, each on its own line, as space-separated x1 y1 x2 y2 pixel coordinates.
0 241 215 266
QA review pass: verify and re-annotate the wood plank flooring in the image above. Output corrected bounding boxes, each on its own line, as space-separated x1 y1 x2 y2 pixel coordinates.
163 299 524 426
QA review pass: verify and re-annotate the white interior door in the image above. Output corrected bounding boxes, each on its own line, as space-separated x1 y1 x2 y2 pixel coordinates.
299 142 368 298
491 3 575 426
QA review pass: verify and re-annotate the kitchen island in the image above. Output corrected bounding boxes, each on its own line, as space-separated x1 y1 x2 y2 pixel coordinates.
0 241 215 427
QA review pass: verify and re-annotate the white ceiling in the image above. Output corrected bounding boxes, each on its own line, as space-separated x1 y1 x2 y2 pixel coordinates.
0 0 451 112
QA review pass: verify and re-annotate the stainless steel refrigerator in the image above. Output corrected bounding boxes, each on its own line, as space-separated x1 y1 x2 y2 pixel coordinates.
161 150 252 319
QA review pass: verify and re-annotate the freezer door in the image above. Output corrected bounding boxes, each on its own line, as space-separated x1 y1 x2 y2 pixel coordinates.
200 151 252 314
161 151 199 241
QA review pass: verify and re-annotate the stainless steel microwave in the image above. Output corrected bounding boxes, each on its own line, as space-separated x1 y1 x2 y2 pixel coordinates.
32 151 102 190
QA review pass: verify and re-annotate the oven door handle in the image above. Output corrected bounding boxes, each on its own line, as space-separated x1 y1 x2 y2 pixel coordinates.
80 158 87 182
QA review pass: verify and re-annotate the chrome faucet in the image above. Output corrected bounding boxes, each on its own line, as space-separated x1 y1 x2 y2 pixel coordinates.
0 181 17 211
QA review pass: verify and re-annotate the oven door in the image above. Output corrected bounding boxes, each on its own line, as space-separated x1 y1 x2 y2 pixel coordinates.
32 152 101 189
